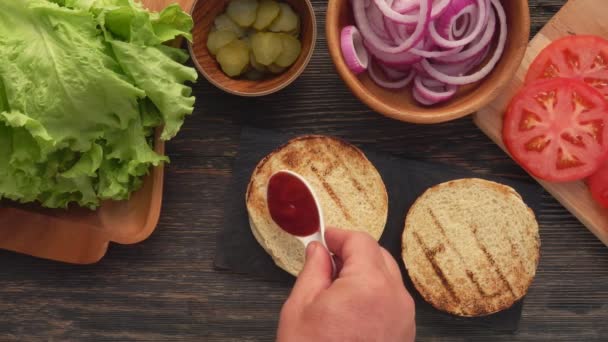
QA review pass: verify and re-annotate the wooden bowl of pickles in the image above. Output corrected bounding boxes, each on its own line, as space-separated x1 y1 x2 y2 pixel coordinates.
189 0 317 96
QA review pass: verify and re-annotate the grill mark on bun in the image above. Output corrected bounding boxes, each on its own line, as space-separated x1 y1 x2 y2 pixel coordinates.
428 209 493 297
465 270 491 297
325 144 377 211
471 225 517 298
403 179 540 317
310 164 353 223
280 150 300 168
506 234 528 277
413 232 459 303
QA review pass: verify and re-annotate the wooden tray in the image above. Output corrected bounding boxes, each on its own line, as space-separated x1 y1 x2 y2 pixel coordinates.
474 0 608 246
0 0 195 264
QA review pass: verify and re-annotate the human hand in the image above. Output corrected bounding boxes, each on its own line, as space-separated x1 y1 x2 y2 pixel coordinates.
277 228 416 342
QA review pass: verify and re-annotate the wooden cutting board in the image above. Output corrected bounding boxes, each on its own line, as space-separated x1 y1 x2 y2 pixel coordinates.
474 0 608 246
0 0 196 264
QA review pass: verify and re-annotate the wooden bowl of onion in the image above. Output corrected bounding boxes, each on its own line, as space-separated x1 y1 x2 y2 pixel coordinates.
326 0 530 124
190 0 317 96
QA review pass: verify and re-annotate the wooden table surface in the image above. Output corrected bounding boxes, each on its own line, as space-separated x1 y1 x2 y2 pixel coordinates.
1 0 607 341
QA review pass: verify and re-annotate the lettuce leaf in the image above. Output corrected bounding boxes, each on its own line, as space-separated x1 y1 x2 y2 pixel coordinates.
0 0 197 209
110 40 197 140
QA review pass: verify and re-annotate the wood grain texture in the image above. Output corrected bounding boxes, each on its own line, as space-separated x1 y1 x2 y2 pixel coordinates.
0 0 194 265
326 0 530 124
474 0 608 247
0 0 607 341
189 0 317 96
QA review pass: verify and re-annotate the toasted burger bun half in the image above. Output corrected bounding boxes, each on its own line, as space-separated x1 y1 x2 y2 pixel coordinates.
246 136 388 276
402 178 540 317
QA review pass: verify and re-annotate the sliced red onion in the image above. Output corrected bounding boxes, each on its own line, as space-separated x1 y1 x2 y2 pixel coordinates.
431 42 489 76
421 0 506 85
341 0 507 105
429 0 453 19
355 0 431 53
367 2 391 41
379 63 411 80
433 7 495 63
434 0 475 37
436 3 476 40
429 0 486 48
373 0 423 24
364 39 422 67
392 0 418 13
341 26 370 75
413 90 438 105
451 10 472 38
410 45 462 58
414 76 458 103
380 0 452 20
384 16 405 42
368 60 416 89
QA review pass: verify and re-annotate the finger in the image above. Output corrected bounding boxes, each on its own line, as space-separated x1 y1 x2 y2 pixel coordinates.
290 241 333 305
325 227 384 274
381 248 403 282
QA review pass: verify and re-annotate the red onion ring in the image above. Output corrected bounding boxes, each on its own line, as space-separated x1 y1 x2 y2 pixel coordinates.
432 7 495 63
355 0 431 53
341 26 370 74
341 0 507 105
413 90 438 105
371 0 435 24
368 2 392 41
413 76 458 103
435 2 476 39
410 45 462 58
420 0 506 85
392 0 419 13
379 64 411 80
368 60 416 88
429 0 486 48
451 10 472 38
384 16 406 42
379 0 452 21
364 39 422 69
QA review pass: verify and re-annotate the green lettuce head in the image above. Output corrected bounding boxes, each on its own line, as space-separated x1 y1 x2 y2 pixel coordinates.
0 0 197 209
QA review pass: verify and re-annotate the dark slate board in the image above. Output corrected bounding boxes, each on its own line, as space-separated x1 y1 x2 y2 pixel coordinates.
215 126 544 332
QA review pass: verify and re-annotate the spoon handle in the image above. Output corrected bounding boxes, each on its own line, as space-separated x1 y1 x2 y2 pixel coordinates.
299 234 337 278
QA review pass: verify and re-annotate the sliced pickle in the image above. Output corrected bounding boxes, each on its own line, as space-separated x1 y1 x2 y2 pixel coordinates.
242 35 252 48
268 3 299 33
226 0 259 28
251 32 283 65
250 52 267 72
214 14 245 37
274 33 301 67
253 0 280 31
216 39 250 77
245 69 266 81
207 30 238 55
267 63 286 74
287 17 301 37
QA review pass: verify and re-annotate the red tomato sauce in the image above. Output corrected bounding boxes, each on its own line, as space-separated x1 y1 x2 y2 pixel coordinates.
267 171 320 237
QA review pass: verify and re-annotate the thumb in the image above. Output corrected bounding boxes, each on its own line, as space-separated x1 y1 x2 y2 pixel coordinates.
289 242 333 305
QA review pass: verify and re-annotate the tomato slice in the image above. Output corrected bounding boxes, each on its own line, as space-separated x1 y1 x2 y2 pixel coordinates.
525 35 608 98
503 78 608 182
588 162 608 208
